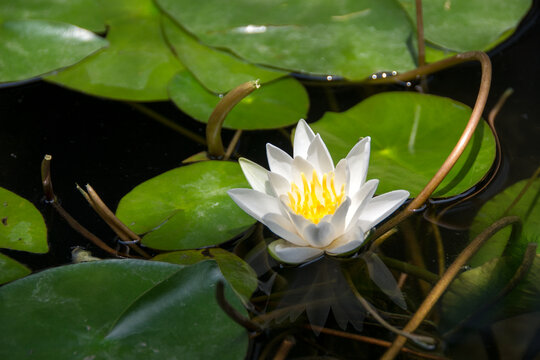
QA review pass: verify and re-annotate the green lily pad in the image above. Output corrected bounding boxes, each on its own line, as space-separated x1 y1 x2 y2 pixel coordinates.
0 0 107 33
397 0 532 53
157 0 416 80
0 187 48 253
311 92 496 197
0 20 107 83
154 248 258 303
469 177 540 267
169 70 309 130
162 16 286 93
0 252 31 285
116 161 255 250
0 260 249 359
46 15 184 101
441 254 540 331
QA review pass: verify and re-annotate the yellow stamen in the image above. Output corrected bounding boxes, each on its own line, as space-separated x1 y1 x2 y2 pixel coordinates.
287 170 345 224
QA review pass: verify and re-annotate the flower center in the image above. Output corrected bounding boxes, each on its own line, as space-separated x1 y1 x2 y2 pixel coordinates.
287 170 345 224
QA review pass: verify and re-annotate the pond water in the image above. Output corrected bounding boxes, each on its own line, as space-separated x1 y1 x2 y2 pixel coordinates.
1 2 539 359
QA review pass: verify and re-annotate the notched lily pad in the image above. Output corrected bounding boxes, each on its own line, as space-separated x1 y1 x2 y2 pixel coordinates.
116 161 255 250
0 20 108 83
0 260 249 359
169 70 309 130
0 187 48 253
311 92 496 197
154 248 258 303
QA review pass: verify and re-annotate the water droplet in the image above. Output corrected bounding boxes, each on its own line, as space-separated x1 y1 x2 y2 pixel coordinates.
326 75 333 81
218 94 224 98
381 73 387 78
391 71 398 76
371 74 377 80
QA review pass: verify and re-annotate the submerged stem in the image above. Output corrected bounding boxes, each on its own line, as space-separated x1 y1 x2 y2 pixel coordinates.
380 216 521 360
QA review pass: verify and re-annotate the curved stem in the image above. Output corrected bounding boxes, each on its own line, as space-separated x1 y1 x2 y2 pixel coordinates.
206 80 260 158
380 216 521 360
373 51 492 239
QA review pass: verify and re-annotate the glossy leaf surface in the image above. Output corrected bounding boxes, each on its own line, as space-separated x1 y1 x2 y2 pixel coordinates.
47 15 184 101
0 187 48 253
116 161 255 250
0 20 107 83
157 0 416 80
162 16 286 93
169 71 309 129
311 92 496 197
0 260 248 359
154 248 258 303
469 177 540 267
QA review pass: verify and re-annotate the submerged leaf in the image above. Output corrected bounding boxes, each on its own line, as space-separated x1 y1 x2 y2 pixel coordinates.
470 177 540 267
311 92 496 197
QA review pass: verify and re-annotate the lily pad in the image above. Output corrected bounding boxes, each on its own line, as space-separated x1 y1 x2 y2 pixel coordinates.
311 92 496 197
162 16 286 93
0 187 48 253
0 0 107 33
397 0 532 53
169 70 309 129
0 252 31 285
441 254 540 331
154 248 258 303
46 15 184 101
157 0 416 80
116 161 255 250
0 260 249 359
469 177 540 267
0 20 107 83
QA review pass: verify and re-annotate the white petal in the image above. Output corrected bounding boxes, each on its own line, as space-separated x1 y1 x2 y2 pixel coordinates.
291 156 315 189
334 159 349 195
356 190 409 230
326 196 351 236
307 134 334 174
293 119 316 159
266 143 293 178
346 136 370 195
345 179 379 230
262 213 307 246
284 209 311 233
268 239 324 265
227 188 282 222
238 158 273 195
267 172 290 197
325 223 366 255
302 221 336 248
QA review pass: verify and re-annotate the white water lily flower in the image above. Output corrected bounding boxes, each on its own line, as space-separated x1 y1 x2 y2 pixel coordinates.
228 119 409 265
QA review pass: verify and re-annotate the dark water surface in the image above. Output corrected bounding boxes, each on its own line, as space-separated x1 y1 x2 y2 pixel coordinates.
1 2 539 359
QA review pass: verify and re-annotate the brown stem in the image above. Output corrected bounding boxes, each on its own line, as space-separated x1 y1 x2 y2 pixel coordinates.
502 166 540 217
431 223 446 276
402 220 432 296
207 80 260 158
79 184 151 259
415 0 426 68
41 155 55 202
306 325 449 360
40 155 131 258
224 129 243 161
380 216 521 360
127 102 206 145
373 51 492 239
272 336 296 360
216 281 262 332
